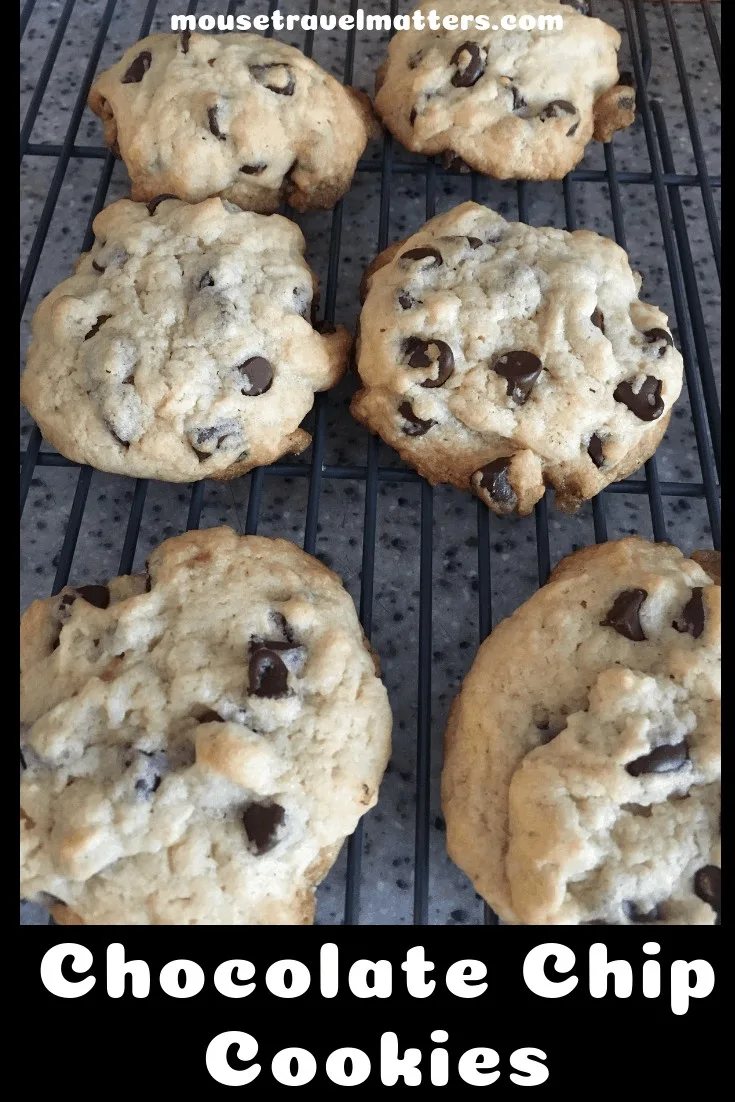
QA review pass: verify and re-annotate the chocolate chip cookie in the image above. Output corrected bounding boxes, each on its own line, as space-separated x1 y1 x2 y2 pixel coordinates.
20 526 392 925
374 0 635 179
442 538 721 925
20 197 350 482
351 202 683 515
88 32 376 213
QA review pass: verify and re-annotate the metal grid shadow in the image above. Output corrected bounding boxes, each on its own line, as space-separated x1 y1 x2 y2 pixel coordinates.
20 0 721 926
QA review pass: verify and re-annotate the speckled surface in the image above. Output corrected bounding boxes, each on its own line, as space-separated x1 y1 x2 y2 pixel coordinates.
20 0 720 925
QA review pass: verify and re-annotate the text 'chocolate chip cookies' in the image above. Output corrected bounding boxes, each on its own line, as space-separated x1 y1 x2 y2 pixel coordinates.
20 527 392 925
442 538 720 925
88 32 377 213
351 202 683 515
374 0 635 181
20 197 351 482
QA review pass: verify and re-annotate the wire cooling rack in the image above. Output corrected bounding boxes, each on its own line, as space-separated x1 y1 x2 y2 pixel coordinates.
20 0 721 926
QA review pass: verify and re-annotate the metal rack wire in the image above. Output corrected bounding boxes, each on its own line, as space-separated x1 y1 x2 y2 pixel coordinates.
20 0 721 926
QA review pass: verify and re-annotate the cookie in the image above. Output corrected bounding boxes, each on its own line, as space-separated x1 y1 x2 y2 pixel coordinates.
442 538 721 925
374 0 635 180
351 202 683 515
20 527 392 925
88 32 376 213
20 197 350 482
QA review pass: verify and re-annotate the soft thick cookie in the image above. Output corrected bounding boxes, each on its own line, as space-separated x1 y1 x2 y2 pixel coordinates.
351 202 683 515
442 538 720 925
88 32 376 213
20 527 392 925
21 197 350 482
374 0 635 180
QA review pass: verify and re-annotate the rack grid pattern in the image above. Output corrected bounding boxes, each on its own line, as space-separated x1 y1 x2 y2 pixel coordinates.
20 0 721 926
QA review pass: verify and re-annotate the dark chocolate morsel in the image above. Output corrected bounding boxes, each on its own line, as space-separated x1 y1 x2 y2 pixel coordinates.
451 42 486 89
198 270 214 289
403 338 454 387
409 108 418 126
122 51 152 84
587 434 605 468
511 86 526 111
76 585 111 609
84 314 112 341
493 350 543 404
466 237 483 249
92 259 105 273
240 163 267 175
198 709 224 723
243 802 285 855
400 246 443 266
249 644 289 698
476 457 517 513
613 376 664 421
591 307 605 331
208 105 225 140
398 292 418 310
239 357 273 396
623 900 661 923
643 328 674 355
673 588 705 639
694 865 721 912
600 588 647 641
251 64 295 96
146 194 178 215
180 30 191 54
626 740 689 777
540 99 577 121
399 400 435 437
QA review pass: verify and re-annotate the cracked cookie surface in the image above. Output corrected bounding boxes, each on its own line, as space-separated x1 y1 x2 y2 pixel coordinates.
442 538 720 925
21 197 350 482
351 202 683 515
89 32 376 213
20 527 392 925
374 0 635 180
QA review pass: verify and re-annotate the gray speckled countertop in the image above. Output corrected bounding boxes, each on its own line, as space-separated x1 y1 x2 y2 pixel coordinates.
20 0 720 925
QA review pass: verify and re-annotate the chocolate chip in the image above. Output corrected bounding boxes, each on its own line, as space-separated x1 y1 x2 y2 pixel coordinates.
623 901 661 923
466 237 483 249
84 314 112 341
208 105 225 140
618 70 635 88
591 307 604 331
400 246 443 266
403 338 454 387
673 588 705 639
243 802 285 855
567 120 580 137
450 42 486 88
198 270 214 289
251 64 295 96
399 400 435 437
198 709 223 723
146 194 178 215
92 259 105 273
540 99 577 121
240 163 267 175
613 376 664 421
694 865 720 912
122 51 152 84
493 350 543 404
135 774 162 795
511 86 526 111
626 740 689 777
180 30 191 54
476 458 517 513
409 108 418 126
588 434 605 468
398 292 418 310
601 588 647 641
249 643 289 698
643 328 674 355
76 585 110 609
238 356 273 396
